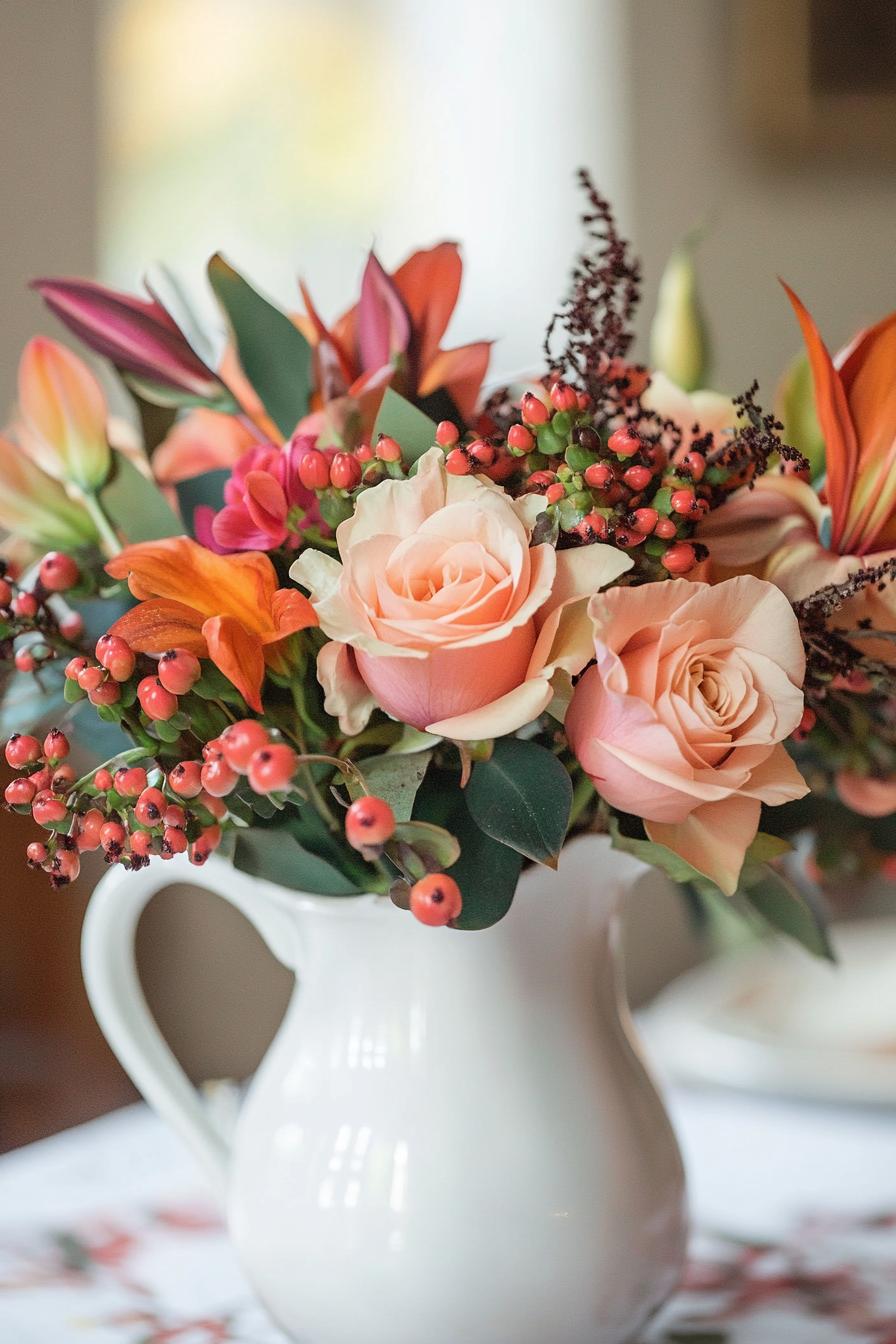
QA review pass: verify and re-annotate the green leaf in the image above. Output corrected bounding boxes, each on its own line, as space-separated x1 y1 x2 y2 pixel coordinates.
390 819 460 870
741 867 835 962
347 750 433 823
372 388 438 466
207 254 313 437
233 822 362 896
413 768 522 929
465 738 572 866
609 818 709 887
174 469 231 535
100 453 181 543
122 372 237 415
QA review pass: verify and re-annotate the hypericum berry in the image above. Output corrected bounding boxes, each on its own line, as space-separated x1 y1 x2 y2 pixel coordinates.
654 517 678 540
220 720 270 773
202 737 226 762
661 542 698 575
545 482 566 505
28 765 51 793
435 420 459 448
330 452 362 491
199 757 239 798
5 733 42 768
50 848 80 886
26 841 49 867
247 744 298 795
137 676 178 722
613 527 644 549
298 448 331 491
0 578 11 607
507 424 534 454
14 648 36 673
163 803 187 830
622 465 652 492
158 648 201 696
168 760 203 798
679 452 706 482
65 655 89 681
100 820 127 855
608 426 641 458
96 634 136 682
445 448 471 476
5 777 36 807
94 768 114 791
12 592 39 619
574 511 609 542
345 796 396 853
43 729 70 763
550 380 578 412
50 765 76 792
113 765 148 798
89 680 122 706
632 507 659 534
528 470 557 491
584 462 615 490
520 392 550 426
134 787 167 827
60 612 85 641
355 441 375 463
670 488 697 515
77 663 105 693
162 825 188 857
129 829 153 858
197 790 227 820
76 809 105 852
375 434 402 463
39 551 80 592
32 792 68 827
189 825 221 866
409 873 463 926
792 706 817 741
468 438 496 468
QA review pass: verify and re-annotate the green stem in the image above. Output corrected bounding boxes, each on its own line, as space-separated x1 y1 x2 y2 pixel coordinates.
83 491 122 558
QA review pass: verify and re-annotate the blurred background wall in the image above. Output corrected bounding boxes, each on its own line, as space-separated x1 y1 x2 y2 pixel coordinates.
2 0 896 1149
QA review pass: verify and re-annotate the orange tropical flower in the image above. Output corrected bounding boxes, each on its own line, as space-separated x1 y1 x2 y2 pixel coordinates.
106 538 317 710
18 337 111 492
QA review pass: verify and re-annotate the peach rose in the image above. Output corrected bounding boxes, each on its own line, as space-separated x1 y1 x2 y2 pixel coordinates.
566 575 809 894
291 448 632 739
835 771 896 818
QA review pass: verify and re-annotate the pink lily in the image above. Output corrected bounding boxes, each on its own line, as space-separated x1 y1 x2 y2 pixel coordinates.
32 276 228 405
197 436 325 554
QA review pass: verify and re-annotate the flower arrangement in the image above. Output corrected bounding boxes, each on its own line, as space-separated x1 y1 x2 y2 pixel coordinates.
2 172 893 948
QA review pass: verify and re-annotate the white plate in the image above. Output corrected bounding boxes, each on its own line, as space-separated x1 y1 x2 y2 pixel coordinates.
641 917 896 1105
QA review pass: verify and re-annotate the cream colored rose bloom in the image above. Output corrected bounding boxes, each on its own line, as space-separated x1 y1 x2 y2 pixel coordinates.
292 448 632 740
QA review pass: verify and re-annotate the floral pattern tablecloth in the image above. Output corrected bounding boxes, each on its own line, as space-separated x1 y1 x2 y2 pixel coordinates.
1 1088 895 1343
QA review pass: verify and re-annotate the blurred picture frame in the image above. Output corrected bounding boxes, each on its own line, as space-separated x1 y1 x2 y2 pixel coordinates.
734 0 896 160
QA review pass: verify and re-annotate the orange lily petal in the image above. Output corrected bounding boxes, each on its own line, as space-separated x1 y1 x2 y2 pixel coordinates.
418 341 492 422
107 538 280 637
834 313 896 553
202 614 265 711
299 280 355 386
392 243 463 372
781 281 858 550
217 342 283 443
18 336 111 491
109 599 208 654
268 588 318 642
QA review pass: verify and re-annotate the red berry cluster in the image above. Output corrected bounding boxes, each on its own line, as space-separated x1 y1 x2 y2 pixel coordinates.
435 380 711 576
173 720 299 803
343 795 463 927
0 551 87 676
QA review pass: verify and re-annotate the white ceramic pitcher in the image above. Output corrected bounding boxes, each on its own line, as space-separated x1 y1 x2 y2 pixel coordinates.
81 833 687 1344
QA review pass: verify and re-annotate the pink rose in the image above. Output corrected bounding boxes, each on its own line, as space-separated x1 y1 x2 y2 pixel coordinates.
292 448 632 739
835 771 896 818
566 575 809 894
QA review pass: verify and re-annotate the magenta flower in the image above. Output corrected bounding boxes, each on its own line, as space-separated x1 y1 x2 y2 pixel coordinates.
31 277 228 405
198 436 325 554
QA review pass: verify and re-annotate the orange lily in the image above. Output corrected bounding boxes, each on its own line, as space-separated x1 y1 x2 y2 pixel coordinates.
699 288 896 658
300 243 491 424
106 538 317 711
782 283 896 555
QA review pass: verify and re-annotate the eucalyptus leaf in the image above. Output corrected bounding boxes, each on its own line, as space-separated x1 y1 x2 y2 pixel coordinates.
390 819 460 870
372 388 438 466
741 867 835 962
465 738 572 866
100 453 181 543
347 751 433 823
175 469 231 536
208 254 313 437
233 824 361 896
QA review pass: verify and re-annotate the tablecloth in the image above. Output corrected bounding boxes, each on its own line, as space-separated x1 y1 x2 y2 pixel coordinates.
1 1084 895 1342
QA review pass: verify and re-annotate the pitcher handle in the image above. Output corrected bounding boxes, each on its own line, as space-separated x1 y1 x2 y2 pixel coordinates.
81 853 297 1200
